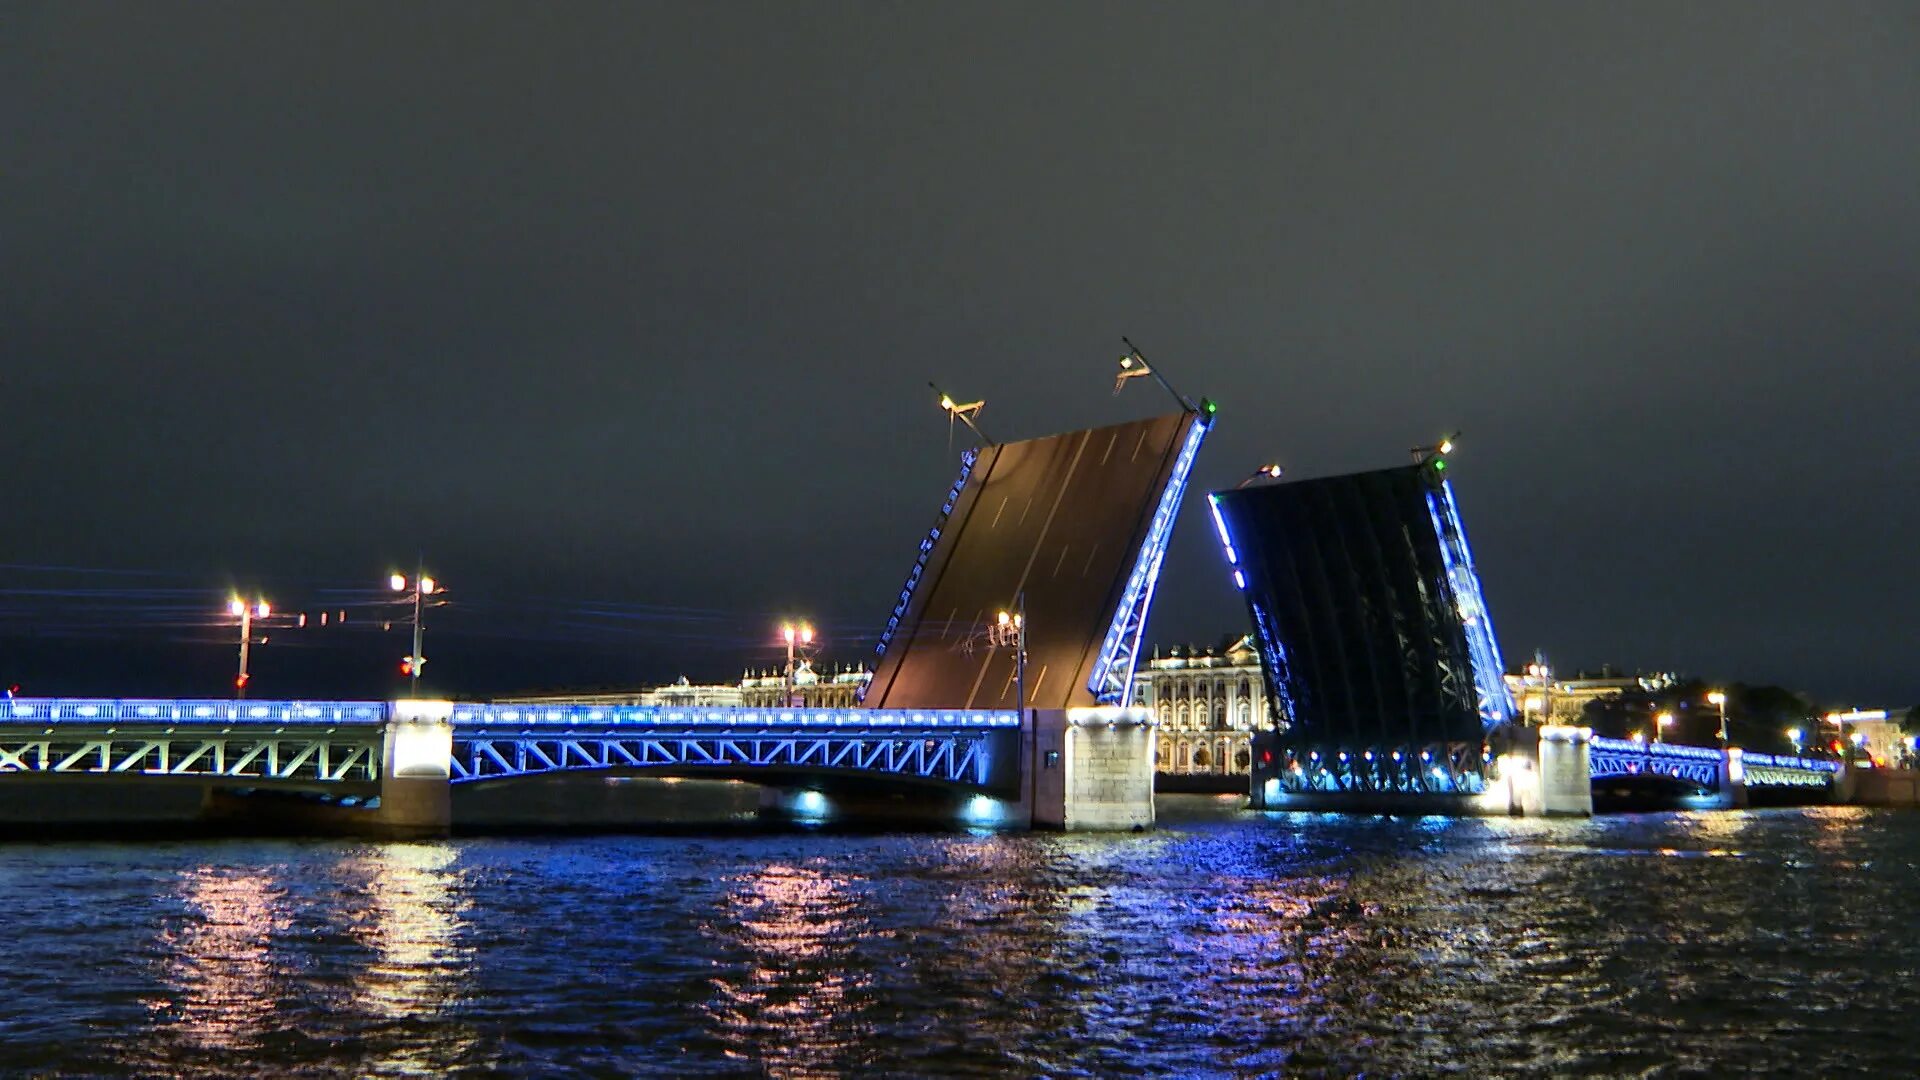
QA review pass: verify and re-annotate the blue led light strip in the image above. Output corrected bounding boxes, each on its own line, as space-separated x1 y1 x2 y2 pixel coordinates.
864 448 979 700
2 699 388 725
1425 479 1513 729
1087 416 1212 705
450 704 1019 728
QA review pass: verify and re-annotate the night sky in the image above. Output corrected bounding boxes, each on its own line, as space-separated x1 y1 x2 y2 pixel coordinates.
3 4 1916 704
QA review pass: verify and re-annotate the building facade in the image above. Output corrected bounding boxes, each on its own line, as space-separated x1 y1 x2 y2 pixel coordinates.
1132 636 1270 778
739 662 870 708
502 662 871 710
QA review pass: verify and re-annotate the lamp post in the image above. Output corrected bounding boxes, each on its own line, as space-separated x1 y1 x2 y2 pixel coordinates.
782 620 814 707
996 592 1027 718
389 569 439 698
1707 691 1729 745
228 596 270 698
1787 727 1803 754
1655 711 1675 745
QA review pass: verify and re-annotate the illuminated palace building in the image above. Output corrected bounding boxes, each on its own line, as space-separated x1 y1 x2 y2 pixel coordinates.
1132 636 1269 779
504 662 872 709
506 644 1273 780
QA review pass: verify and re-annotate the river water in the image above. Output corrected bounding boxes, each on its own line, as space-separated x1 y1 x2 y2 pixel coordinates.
2 797 1915 1077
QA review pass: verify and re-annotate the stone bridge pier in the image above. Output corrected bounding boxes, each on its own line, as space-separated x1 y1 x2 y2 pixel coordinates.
756 706 1158 831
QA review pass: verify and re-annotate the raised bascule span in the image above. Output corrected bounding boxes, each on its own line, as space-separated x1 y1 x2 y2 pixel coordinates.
1207 458 1837 815
1208 459 1514 805
861 409 1211 712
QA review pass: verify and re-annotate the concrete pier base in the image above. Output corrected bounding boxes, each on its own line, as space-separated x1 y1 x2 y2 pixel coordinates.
1509 725 1594 817
1028 707 1155 830
198 702 455 839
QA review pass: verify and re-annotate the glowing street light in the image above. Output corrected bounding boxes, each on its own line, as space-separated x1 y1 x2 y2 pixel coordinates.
228 595 271 698
390 568 441 697
1235 464 1285 488
1114 337 1197 412
1655 711 1675 745
1787 727 1804 753
930 382 990 447
1412 432 1459 464
995 594 1027 717
1707 691 1729 745
782 620 815 706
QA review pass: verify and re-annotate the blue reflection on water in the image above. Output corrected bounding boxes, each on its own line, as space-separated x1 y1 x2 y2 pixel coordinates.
0 801 1917 1075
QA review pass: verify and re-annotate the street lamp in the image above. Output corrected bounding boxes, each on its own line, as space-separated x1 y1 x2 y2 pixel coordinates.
781 620 814 706
1787 727 1804 754
1707 691 1729 745
995 593 1027 717
1115 337 1197 412
1235 464 1285 488
390 569 440 697
228 596 271 698
1413 433 1460 467
1655 711 1675 744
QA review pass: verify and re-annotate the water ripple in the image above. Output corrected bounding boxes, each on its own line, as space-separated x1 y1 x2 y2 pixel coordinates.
1 803 1917 1075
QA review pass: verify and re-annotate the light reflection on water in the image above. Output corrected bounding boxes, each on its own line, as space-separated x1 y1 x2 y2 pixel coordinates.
704 861 877 1076
1 801 1918 1075
147 866 290 1053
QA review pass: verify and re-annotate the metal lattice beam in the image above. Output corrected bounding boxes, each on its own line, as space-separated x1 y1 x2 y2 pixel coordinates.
449 729 996 787
1088 413 1212 705
0 730 381 785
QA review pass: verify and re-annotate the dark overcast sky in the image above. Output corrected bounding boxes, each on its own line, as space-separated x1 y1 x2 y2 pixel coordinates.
2 3 1915 704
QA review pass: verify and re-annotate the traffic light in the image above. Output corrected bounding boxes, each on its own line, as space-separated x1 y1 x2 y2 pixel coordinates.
235 673 250 691
399 657 413 676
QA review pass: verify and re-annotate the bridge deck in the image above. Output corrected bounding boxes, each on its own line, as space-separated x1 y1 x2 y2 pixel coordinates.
863 411 1207 711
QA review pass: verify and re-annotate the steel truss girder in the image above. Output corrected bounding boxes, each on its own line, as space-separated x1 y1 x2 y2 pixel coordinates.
1088 414 1211 705
0 729 381 784
1424 479 1514 730
1274 741 1486 795
1741 762 1837 788
864 447 980 697
1586 737 1720 788
449 729 996 787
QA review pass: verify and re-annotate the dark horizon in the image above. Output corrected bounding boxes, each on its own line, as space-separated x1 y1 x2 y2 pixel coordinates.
4 4 1915 705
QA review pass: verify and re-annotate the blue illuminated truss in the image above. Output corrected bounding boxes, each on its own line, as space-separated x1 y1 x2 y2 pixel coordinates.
1587 735 1838 790
863 447 979 702
448 705 1016 787
1424 480 1514 729
1087 414 1211 705
449 728 999 786
1208 492 1295 725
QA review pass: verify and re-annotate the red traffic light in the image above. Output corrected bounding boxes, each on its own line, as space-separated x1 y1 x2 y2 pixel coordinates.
399 658 413 676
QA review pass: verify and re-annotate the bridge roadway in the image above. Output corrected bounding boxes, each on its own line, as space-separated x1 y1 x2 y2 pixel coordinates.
0 697 1021 789
0 697 1157 834
0 699 1845 829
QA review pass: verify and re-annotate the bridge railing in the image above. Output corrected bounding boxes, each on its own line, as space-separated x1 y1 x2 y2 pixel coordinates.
1 699 388 725
1739 751 1841 775
449 705 1021 728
